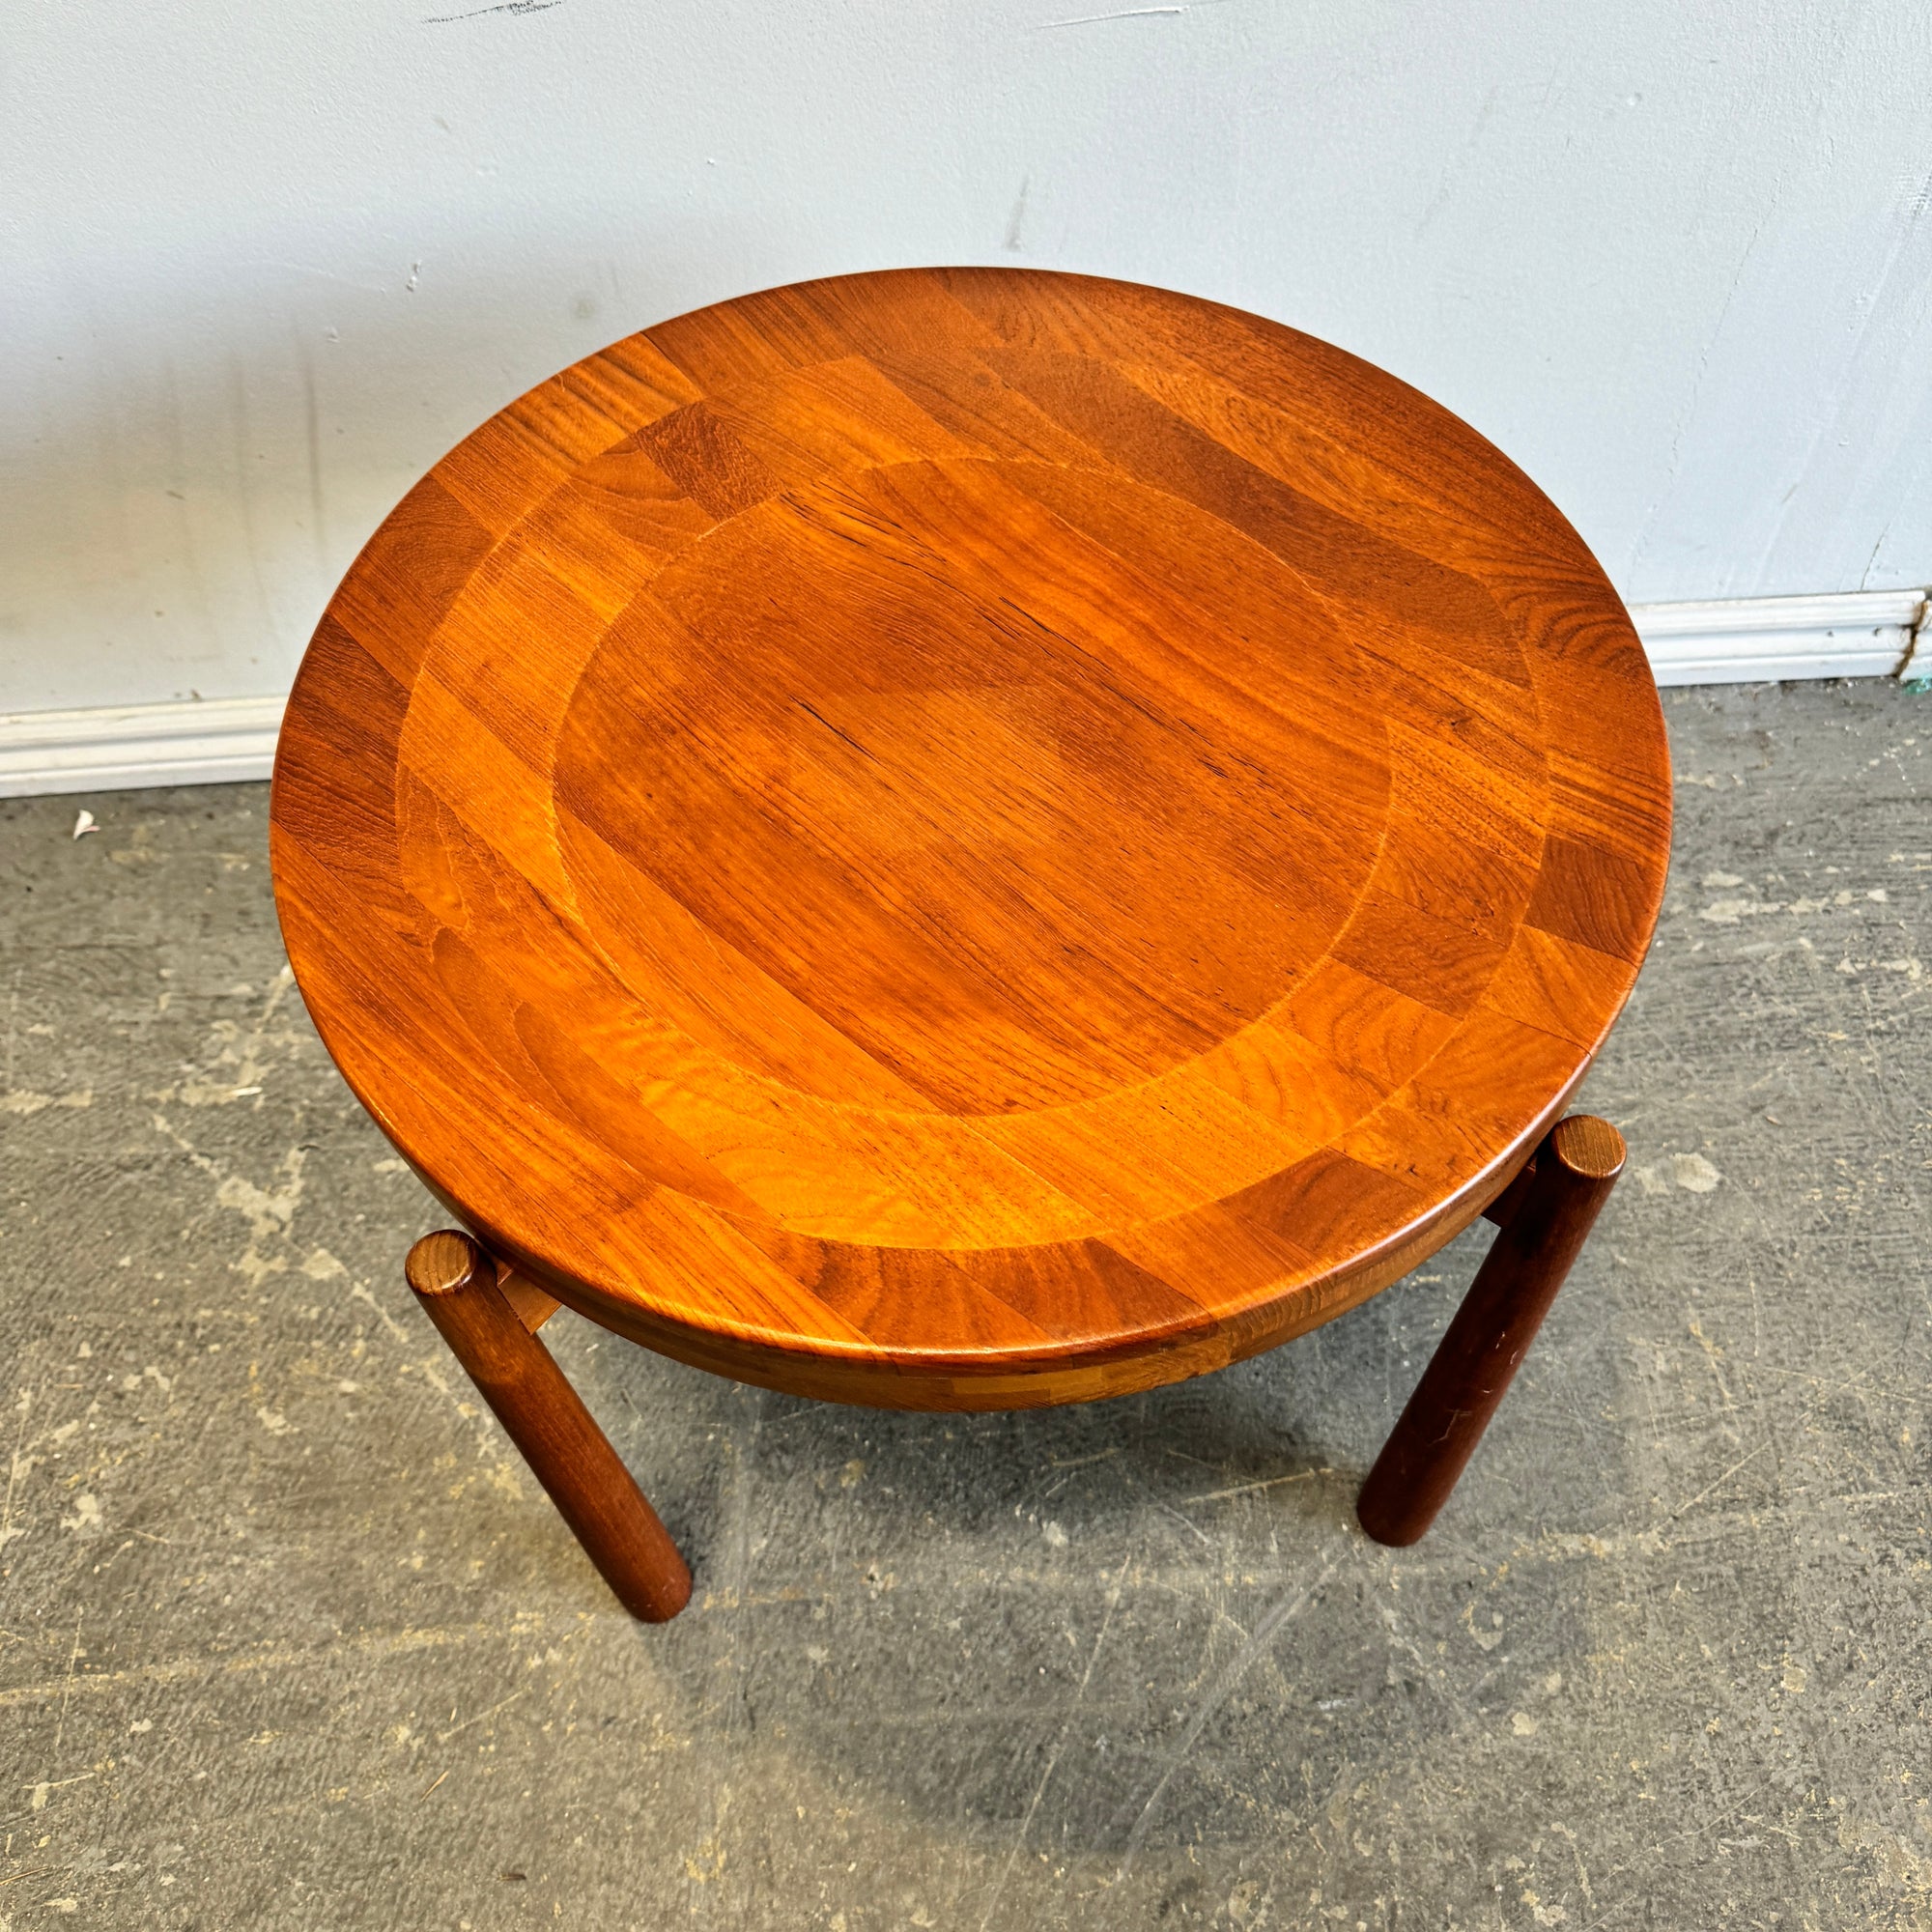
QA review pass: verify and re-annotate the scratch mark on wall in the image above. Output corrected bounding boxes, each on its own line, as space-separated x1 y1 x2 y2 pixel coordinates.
1627 213 1767 582
424 0 562 21
225 354 277 640
277 262 388 297
1857 525 1888 590
1040 4 1181 26
1004 176 1030 254
297 337 327 583
1414 84 1500 240
1753 164 1932 590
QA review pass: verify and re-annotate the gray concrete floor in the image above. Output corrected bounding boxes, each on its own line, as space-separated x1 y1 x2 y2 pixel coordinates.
2 681 1929 1931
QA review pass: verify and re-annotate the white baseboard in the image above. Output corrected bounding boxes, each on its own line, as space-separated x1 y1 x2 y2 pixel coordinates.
1632 588 1926 685
0 695 285 800
1 590 1925 798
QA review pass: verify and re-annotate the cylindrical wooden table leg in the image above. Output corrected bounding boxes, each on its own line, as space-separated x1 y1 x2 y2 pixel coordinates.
1356 1115 1626 1548
406 1230 693 1621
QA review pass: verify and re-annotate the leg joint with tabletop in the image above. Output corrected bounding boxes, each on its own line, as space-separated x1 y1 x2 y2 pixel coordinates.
1356 1114 1626 1548
405 1231 692 1622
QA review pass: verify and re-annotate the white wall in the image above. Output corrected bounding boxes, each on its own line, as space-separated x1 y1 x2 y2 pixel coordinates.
5 0 1930 714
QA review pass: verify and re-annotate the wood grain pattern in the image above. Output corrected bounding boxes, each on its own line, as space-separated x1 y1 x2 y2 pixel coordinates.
271 268 1670 1410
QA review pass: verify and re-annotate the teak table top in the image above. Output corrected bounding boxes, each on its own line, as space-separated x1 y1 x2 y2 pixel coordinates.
271 267 1670 1410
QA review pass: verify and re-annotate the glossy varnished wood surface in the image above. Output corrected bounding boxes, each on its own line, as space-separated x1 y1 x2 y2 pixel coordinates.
270 268 1670 1409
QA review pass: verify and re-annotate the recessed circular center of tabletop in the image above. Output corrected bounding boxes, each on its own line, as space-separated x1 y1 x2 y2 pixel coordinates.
554 457 1390 1116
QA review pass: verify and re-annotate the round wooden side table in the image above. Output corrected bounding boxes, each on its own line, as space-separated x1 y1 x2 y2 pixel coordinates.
270 268 1670 1622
